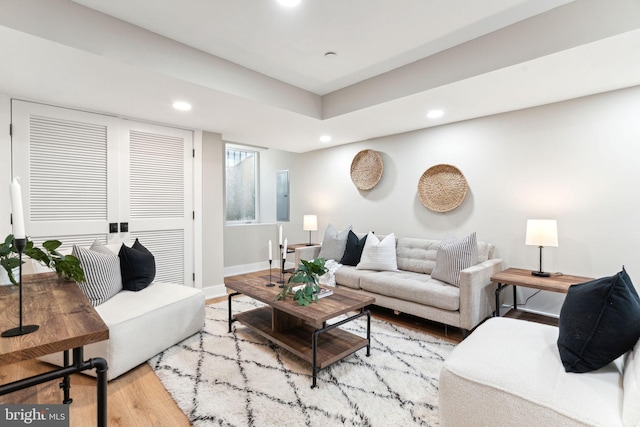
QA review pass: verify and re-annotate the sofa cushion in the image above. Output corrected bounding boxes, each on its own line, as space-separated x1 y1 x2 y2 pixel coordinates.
432 232 478 287
557 267 640 373
623 338 640 427
119 238 156 291
356 232 398 271
335 265 369 289
340 230 368 266
359 271 460 311
395 238 440 274
317 224 351 261
72 244 123 306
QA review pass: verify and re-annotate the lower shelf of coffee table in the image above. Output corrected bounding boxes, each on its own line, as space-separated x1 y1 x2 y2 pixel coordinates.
233 306 368 369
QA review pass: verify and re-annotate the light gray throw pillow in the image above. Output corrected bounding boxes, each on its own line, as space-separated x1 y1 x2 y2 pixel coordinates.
432 232 478 287
318 224 352 261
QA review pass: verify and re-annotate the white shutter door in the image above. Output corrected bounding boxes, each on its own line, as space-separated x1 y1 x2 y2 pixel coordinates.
11 100 120 250
120 121 193 285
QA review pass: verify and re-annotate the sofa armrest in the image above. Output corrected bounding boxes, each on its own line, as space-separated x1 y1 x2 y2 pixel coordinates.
294 245 322 267
458 258 503 331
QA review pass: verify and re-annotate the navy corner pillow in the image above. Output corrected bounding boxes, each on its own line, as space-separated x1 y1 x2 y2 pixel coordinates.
557 267 640 373
339 231 368 266
119 239 156 291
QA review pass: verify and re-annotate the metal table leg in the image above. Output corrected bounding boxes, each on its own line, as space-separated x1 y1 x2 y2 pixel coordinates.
228 292 241 332
310 309 371 388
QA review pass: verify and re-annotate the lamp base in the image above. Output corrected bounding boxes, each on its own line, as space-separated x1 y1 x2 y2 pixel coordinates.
2 324 39 337
531 271 551 277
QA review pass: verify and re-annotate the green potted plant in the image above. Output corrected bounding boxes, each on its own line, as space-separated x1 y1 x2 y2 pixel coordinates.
276 258 328 306
0 235 85 286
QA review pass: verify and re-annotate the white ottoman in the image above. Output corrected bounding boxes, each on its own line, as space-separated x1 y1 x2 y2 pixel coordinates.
439 317 626 427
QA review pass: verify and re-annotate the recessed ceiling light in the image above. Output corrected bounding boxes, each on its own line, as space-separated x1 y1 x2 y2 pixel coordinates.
319 135 332 143
172 101 192 111
426 109 444 119
277 0 301 7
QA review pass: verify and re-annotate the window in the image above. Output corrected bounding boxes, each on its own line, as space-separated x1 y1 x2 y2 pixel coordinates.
225 146 258 223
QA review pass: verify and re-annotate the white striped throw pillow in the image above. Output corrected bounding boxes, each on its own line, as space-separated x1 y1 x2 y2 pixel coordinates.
432 232 478 287
72 244 123 306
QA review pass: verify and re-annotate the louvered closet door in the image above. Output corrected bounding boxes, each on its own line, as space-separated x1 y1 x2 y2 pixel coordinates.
11 100 120 249
120 121 193 285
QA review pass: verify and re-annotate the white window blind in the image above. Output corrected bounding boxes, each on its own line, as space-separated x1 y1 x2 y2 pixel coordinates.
29 115 108 222
129 130 185 219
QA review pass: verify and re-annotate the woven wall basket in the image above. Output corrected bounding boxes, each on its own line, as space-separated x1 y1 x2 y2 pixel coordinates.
350 149 383 190
418 164 468 212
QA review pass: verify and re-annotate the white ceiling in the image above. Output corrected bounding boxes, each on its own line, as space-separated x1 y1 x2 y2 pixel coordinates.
0 0 639 153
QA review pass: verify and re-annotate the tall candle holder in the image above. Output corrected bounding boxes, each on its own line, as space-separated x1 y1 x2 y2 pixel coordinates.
266 259 275 287
278 244 285 287
2 237 39 337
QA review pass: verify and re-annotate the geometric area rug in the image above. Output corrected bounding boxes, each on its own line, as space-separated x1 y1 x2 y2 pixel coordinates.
149 296 455 427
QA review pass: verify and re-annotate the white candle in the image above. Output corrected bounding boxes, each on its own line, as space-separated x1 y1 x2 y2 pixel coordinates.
268 240 272 261
279 225 283 245
282 238 288 259
10 178 26 239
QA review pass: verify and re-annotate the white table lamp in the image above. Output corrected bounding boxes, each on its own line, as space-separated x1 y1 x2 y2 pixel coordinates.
303 215 318 246
525 219 558 277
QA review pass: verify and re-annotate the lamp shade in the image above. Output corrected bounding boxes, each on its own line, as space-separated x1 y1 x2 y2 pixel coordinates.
303 215 318 231
525 219 558 247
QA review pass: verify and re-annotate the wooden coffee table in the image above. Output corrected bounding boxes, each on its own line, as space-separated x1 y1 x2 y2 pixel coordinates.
226 276 375 388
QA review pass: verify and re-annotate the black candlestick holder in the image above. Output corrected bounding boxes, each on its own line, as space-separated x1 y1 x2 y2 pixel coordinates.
266 259 275 287
2 237 39 337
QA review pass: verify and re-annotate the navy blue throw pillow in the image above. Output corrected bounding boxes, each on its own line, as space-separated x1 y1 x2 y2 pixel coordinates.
119 239 156 291
557 267 640 373
339 231 368 266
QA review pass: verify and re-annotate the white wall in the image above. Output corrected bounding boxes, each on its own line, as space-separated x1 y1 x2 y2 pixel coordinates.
223 147 301 275
286 86 640 316
0 94 10 238
201 131 225 298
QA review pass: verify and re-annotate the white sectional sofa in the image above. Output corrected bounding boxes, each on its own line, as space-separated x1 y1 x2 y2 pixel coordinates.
296 232 502 334
38 280 205 380
25 241 205 381
439 317 640 427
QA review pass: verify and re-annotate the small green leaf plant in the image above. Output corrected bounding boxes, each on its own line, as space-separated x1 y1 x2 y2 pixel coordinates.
276 258 328 306
0 235 85 286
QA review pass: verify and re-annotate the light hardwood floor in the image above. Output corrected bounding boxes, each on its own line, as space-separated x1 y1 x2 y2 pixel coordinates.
2 270 546 426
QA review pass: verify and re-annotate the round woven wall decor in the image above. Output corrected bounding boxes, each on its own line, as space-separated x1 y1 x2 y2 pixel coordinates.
418 164 468 212
350 149 383 190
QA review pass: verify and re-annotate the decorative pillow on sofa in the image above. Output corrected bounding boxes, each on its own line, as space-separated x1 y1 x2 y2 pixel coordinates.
431 232 478 287
557 267 640 373
119 238 156 291
356 232 398 271
90 239 115 256
72 244 123 306
318 224 352 261
340 231 368 266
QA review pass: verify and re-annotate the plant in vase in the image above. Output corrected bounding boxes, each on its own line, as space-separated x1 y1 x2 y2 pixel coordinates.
276 258 328 306
0 235 85 286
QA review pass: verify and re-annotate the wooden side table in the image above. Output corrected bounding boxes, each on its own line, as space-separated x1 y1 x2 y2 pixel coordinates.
491 268 593 317
0 273 109 426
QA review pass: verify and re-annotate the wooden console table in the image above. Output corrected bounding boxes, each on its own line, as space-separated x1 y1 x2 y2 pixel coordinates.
0 273 109 426
491 268 593 317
